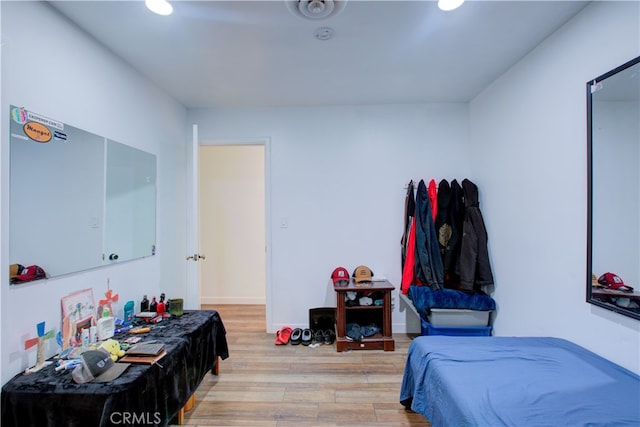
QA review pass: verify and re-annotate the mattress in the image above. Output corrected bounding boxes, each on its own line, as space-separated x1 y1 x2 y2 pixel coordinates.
400 336 640 426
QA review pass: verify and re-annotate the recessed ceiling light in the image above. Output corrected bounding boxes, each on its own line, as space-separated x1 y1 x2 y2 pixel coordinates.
438 0 464 12
145 0 173 16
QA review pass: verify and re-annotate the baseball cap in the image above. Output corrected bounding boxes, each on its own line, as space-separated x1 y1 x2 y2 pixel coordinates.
331 267 350 286
10 265 46 283
9 264 23 279
597 272 634 292
591 273 605 288
352 265 374 283
72 349 130 384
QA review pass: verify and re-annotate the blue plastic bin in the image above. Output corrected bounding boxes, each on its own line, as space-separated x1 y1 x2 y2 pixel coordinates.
421 319 492 336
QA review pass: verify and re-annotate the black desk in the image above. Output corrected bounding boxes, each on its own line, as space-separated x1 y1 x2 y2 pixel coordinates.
1 310 229 427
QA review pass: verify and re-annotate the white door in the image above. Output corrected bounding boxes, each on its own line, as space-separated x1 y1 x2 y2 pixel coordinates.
185 133 272 329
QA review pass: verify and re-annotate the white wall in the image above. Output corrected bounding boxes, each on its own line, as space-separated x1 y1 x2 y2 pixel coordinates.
469 1 640 373
189 104 473 333
0 1 188 383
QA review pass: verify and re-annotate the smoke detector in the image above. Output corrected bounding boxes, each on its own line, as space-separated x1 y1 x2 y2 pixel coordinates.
285 0 347 20
314 27 335 41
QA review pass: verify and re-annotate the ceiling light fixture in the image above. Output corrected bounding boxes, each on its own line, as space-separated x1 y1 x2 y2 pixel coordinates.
438 0 464 12
145 0 173 16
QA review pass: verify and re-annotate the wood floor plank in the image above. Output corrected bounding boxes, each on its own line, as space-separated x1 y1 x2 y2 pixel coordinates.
176 304 431 427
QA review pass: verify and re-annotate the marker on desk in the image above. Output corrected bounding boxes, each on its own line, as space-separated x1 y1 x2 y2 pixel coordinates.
114 325 133 334
55 359 82 371
130 327 151 334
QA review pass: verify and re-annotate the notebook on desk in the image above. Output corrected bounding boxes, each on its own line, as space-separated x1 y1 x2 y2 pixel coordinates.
124 343 164 357
120 349 167 365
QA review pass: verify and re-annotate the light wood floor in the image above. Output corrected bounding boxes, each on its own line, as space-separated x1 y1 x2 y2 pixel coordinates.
178 304 431 427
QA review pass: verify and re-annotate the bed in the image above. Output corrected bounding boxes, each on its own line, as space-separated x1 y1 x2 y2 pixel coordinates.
400 336 640 426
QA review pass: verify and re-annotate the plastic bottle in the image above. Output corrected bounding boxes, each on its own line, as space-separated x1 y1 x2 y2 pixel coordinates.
157 293 166 314
149 296 157 312
123 300 134 325
140 295 149 312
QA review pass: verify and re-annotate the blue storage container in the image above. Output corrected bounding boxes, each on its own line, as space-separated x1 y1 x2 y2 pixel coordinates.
421 319 492 336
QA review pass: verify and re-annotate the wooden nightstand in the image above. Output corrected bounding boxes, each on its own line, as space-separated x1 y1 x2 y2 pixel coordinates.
334 280 395 351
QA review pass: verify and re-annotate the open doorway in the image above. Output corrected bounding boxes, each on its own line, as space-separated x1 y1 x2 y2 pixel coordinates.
198 144 266 306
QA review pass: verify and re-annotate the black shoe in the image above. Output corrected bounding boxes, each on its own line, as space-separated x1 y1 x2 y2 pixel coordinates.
314 329 326 344
290 328 302 345
301 328 312 346
323 329 335 344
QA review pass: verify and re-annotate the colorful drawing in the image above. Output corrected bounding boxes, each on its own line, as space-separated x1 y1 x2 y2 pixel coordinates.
61 288 96 350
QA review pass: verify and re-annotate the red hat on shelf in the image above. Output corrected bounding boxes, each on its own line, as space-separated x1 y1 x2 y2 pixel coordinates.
597 272 634 292
331 267 350 286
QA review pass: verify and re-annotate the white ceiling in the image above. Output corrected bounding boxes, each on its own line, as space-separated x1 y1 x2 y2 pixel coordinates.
48 0 590 109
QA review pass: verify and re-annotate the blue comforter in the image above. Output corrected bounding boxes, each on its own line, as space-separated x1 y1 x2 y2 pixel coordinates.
400 336 640 426
408 285 496 318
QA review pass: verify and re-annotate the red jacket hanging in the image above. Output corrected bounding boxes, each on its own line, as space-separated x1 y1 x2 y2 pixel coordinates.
428 179 438 222
401 216 418 294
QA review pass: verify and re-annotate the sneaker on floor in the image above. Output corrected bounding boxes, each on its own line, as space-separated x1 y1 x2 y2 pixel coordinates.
301 328 312 346
290 328 302 345
323 329 335 344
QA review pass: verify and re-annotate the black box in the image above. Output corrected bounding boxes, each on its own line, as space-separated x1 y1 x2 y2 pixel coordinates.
309 307 336 332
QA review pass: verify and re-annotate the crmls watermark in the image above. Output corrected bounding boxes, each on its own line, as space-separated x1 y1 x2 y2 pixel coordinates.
109 412 162 425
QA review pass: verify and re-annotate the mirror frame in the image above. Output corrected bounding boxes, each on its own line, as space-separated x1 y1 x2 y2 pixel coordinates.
586 55 640 321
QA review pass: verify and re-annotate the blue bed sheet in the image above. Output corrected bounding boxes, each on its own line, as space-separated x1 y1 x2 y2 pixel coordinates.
400 336 640 427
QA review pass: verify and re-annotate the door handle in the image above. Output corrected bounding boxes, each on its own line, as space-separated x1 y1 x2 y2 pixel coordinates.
186 253 206 261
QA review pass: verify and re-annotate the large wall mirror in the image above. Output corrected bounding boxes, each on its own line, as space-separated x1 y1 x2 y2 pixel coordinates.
587 56 640 321
9 106 156 281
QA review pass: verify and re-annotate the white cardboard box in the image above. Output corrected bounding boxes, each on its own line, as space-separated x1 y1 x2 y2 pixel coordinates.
428 308 492 326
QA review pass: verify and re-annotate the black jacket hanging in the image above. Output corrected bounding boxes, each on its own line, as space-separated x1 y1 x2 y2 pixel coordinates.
457 179 494 291
444 179 465 288
414 179 444 290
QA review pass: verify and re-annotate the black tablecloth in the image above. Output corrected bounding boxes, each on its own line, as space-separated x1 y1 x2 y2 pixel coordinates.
1 310 229 427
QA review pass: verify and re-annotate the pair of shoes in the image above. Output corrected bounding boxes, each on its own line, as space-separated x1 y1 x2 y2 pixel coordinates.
291 328 302 345
313 329 336 345
301 328 312 346
275 326 293 345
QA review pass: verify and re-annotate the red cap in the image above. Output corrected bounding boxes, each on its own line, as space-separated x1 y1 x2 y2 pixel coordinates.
331 267 350 285
10 265 46 283
597 272 634 292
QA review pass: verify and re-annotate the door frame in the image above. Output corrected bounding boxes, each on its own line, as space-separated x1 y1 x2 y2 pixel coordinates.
193 137 272 330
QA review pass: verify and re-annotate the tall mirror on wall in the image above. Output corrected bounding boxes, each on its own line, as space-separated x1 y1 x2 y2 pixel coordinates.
9 106 157 283
104 139 157 263
587 56 640 321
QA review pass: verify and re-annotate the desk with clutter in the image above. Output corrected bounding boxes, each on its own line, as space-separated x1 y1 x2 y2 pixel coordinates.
1 308 229 427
